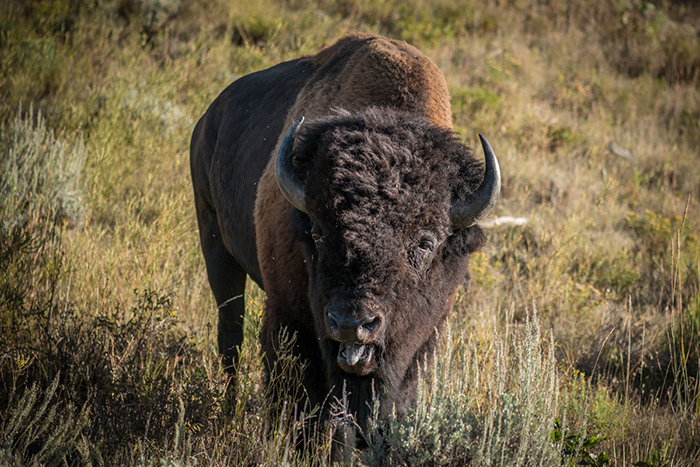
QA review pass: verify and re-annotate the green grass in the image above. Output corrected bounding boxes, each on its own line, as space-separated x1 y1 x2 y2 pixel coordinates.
1 0 699 464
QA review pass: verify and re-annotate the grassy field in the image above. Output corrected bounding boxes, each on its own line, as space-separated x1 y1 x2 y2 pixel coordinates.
1 0 699 465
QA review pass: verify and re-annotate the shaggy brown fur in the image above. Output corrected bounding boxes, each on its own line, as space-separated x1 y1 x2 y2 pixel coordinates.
284 109 485 423
190 33 491 451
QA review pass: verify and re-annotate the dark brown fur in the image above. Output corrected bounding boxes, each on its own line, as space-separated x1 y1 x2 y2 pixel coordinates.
190 33 487 446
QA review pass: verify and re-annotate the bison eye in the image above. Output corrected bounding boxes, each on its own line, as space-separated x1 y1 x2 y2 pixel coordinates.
416 232 438 252
408 232 438 270
417 237 436 252
310 225 323 248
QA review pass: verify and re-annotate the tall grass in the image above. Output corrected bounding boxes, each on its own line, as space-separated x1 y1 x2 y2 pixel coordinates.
1 0 699 464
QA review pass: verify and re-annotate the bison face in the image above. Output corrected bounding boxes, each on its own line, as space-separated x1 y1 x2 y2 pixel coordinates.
305 218 453 379
280 108 497 413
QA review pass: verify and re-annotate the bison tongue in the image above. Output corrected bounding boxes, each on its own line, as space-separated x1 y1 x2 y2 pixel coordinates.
344 343 369 366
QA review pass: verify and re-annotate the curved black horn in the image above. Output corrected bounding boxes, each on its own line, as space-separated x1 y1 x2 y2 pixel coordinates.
275 117 307 213
450 134 501 229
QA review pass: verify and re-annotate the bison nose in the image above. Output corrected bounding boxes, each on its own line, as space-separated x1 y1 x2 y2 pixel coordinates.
327 313 383 343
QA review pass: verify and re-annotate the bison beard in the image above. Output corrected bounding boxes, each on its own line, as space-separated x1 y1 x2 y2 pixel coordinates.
189 33 500 456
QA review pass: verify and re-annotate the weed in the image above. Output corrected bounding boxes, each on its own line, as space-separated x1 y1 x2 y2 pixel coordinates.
552 419 610 467
634 450 670 467
0 375 98 466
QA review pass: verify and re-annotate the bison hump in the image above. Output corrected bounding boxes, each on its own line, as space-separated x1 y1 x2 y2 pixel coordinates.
292 33 452 128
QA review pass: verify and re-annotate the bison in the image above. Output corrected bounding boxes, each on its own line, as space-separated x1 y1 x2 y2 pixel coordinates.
190 33 500 445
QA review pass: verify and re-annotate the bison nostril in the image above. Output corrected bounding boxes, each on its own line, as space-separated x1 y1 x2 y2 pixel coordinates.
327 311 382 342
361 316 381 332
327 313 340 336
356 315 382 341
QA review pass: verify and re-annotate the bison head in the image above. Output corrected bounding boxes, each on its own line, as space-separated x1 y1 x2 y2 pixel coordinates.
275 108 499 422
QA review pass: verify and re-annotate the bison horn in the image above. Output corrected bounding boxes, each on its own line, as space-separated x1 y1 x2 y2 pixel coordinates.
450 134 501 229
275 117 308 214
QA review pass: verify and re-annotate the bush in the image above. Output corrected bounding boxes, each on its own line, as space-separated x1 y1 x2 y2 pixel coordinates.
0 107 87 234
0 376 98 466
361 313 564 466
0 107 220 464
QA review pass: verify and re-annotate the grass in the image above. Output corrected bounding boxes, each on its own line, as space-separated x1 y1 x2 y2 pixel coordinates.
1 0 699 464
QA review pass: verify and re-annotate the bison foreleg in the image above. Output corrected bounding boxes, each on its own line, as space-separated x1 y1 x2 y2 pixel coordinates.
197 213 248 378
215 273 246 374
209 254 247 375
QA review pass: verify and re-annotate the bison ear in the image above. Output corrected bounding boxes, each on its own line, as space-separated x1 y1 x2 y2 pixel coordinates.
275 117 308 214
449 134 501 229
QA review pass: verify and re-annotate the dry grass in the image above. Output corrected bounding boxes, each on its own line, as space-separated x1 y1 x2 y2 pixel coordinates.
0 0 699 464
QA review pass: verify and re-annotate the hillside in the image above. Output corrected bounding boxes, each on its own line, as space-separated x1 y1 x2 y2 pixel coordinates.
0 0 699 465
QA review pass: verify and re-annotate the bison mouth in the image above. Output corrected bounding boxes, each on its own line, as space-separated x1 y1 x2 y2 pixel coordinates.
337 342 376 375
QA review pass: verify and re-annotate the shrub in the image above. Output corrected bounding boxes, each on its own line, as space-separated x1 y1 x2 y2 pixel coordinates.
0 227 221 463
361 312 564 466
0 375 98 466
0 106 87 234
0 106 220 464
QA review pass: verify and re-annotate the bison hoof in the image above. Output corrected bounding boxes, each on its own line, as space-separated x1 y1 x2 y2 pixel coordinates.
338 342 375 374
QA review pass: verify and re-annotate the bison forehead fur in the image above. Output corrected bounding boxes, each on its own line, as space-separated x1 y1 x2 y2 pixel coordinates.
293 109 485 292
296 109 484 225
189 33 499 449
